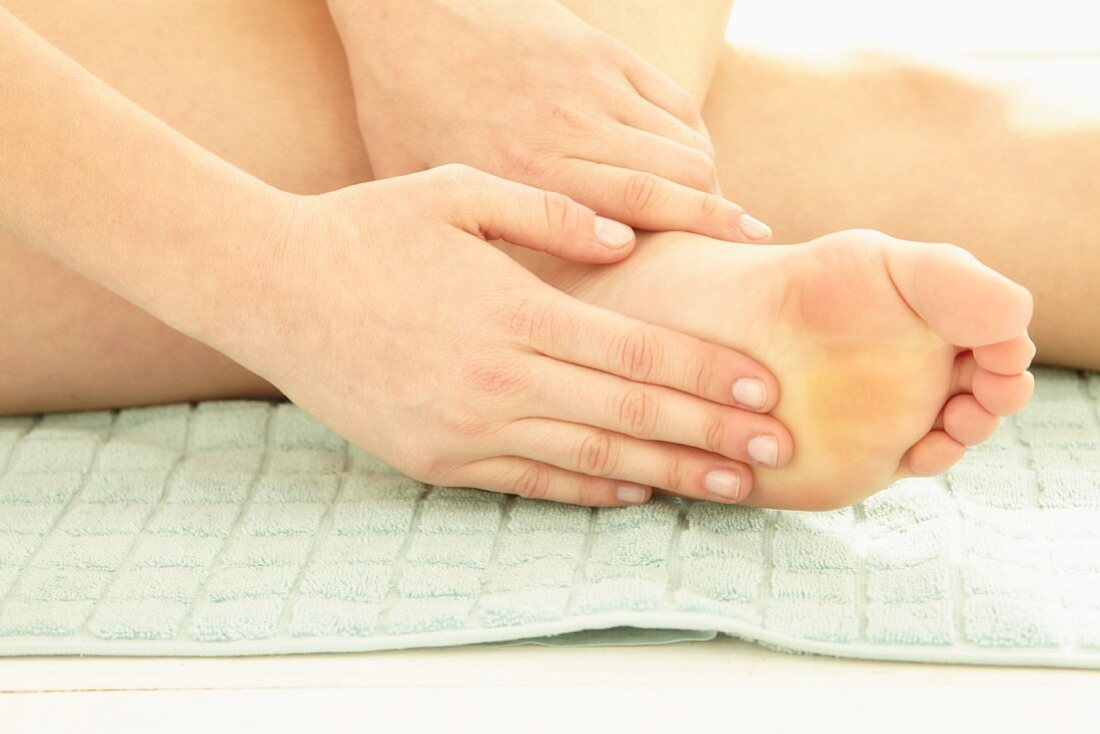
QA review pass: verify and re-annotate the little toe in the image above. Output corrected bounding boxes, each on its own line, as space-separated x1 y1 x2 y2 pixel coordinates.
900 430 967 477
973 369 1036 416
943 394 1000 446
973 334 1037 376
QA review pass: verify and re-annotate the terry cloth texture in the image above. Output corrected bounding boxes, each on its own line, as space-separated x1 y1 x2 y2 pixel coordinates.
0 366 1097 666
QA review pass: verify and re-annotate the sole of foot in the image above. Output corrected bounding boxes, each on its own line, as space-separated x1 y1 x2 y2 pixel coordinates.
533 228 1035 511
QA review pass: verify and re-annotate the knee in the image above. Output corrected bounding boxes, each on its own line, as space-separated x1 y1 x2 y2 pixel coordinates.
844 49 1008 119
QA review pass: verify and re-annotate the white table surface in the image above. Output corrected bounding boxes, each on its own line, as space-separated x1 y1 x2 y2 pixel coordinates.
2 636 1098 733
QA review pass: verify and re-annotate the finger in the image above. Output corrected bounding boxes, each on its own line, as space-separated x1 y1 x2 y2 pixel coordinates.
558 160 771 243
504 418 754 504
531 361 791 467
451 456 652 508
614 91 716 162
431 163 637 263
571 123 720 194
616 47 708 137
512 294 780 411
699 117 725 198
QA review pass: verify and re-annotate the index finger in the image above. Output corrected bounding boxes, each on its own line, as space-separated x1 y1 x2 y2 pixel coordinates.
511 292 779 412
558 159 772 243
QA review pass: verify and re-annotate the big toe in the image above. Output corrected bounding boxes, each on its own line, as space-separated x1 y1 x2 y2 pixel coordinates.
888 242 1034 348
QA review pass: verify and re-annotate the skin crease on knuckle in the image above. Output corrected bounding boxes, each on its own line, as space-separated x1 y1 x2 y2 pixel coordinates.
611 386 659 437
703 411 728 456
577 430 619 476
611 326 660 382
692 348 718 400
541 190 582 240
514 463 552 501
621 172 665 215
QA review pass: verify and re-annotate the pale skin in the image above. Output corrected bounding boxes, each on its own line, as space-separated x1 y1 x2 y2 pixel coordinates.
1 0 1073 510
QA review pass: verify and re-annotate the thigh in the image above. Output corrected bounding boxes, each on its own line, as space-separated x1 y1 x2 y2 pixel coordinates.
0 0 373 413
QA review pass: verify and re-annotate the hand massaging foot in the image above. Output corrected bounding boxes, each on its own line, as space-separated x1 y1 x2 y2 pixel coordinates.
507 228 1035 510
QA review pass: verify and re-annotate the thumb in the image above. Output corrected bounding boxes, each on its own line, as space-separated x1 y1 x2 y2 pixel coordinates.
450 167 636 263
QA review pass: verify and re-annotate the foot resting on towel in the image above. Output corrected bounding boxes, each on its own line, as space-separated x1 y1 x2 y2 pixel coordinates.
506 228 1035 510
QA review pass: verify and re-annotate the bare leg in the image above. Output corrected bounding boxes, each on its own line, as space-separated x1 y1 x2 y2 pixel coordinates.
0 0 372 412
0 0 1090 417
702 46 1100 369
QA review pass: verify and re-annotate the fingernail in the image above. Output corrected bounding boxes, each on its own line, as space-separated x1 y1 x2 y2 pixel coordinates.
595 216 634 249
704 470 743 501
732 378 767 409
739 213 772 240
616 483 649 504
748 434 779 467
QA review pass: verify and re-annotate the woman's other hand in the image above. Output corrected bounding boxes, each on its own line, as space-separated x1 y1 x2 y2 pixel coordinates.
326 0 772 243
221 165 791 507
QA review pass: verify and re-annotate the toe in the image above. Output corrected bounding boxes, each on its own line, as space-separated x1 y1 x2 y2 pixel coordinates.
900 430 967 477
973 334 1037 376
950 351 978 394
973 369 1035 416
887 242 1034 347
943 394 1000 446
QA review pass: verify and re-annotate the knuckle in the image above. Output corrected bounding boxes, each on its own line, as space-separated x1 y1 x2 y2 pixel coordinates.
683 150 718 189
504 296 557 346
505 146 549 180
541 191 581 234
835 228 893 246
430 162 476 187
612 386 659 436
621 172 665 213
677 90 701 119
693 354 716 398
696 193 722 220
610 326 661 381
545 102 596 135
702 412 728 455
663 451 688 494
514 463 551 501
576 430 619 476
461 356 532 398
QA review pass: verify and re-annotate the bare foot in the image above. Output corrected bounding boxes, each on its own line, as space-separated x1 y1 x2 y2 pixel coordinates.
506 229 1035 510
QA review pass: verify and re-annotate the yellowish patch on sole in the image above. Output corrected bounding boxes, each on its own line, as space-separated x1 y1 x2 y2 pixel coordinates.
757 334 955 508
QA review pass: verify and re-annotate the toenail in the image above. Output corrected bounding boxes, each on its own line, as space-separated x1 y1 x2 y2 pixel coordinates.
748 434 779 467
732 378 768 408
616 484 648 504
738 213 772 240
704 470 743 501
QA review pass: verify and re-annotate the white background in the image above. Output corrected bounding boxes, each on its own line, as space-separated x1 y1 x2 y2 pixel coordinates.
728 0 1100 55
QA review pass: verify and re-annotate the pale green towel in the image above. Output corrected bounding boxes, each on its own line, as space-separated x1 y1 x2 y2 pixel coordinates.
0 366 1097 667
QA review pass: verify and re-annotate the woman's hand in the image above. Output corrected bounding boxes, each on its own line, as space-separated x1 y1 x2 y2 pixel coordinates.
222 165 792 507
326 0 772 243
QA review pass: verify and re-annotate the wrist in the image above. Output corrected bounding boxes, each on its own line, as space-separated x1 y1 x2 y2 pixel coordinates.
142 178 301 360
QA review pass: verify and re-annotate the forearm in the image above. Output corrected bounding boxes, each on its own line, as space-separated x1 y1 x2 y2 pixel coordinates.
555 0 734 102
0 7 285 347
